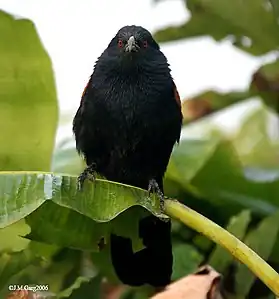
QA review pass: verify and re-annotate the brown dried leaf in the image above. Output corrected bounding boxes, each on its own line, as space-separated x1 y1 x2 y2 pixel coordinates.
6 290 43 299
151 265 223 299
182 98 212 122
181 90 249 124
6 290 29 299
250 61 279 112
251 71 279 93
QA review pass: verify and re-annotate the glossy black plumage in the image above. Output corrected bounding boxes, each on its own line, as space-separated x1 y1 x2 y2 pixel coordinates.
73 25 182 287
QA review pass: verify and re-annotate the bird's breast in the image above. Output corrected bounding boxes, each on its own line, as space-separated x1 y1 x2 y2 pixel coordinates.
103 76 169 119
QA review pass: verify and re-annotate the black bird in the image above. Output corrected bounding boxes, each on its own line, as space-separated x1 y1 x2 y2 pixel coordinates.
73 25 182 287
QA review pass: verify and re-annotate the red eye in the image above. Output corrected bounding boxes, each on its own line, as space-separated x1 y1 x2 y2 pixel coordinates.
118 39 123 48
143 40 148 48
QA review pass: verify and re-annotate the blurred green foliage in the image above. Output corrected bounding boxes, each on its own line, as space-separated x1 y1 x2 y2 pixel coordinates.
0 10 58 171
1 0 279 298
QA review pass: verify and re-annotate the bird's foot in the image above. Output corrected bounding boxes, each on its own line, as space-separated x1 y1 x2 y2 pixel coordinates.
148 179 165 211
77 163 97 191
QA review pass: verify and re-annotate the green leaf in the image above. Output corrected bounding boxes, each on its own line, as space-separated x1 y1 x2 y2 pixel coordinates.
270 237 279 263
167 137 222 184
0 172 167 289
46 250 97 297
234 210 279 297
168 137 279 217
231 106 279 168
208 210 251 273
0 172 165 250
120 287 152 299
119 289 135 299
192 234 212 252
0 248 41 293
28 241 60 260
1 247 95 297
0 242 61 295
171 243 203 281
0 220 31 252
0 10 58 172
61 275 102 299
270 0 279 21
154 0 279 56
34 249 82 295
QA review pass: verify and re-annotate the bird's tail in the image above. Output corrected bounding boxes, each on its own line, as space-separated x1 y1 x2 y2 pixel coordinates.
110 214 173 287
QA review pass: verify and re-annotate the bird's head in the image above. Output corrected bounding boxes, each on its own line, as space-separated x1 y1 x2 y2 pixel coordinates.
111 25 159 53
105 25 162 62
95 25 168 76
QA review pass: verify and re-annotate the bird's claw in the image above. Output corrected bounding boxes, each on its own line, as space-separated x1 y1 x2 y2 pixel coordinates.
148 179 165 211
77 163 97 191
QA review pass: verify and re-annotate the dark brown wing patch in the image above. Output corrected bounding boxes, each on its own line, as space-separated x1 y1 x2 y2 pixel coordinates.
81 79 90 103
173 82 181 109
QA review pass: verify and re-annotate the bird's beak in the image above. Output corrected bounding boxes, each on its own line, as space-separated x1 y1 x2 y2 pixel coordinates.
125 36 138 52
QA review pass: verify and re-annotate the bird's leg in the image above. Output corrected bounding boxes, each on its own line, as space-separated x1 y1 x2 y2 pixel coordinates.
77 162 97 191
148 179 165 211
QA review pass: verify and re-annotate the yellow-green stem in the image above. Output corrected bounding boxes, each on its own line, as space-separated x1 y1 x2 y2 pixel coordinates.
165 199 279 296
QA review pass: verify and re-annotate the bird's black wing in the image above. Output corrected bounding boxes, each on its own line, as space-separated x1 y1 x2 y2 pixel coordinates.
72 79 90 156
